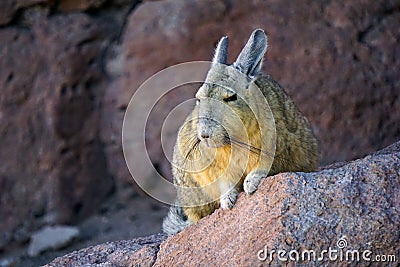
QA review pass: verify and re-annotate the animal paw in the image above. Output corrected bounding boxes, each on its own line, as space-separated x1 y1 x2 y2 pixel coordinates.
243 169 268 195
220 191 238 210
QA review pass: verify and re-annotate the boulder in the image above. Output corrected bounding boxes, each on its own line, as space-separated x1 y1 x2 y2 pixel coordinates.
57 0 107 12
0 0 50 26
155 141 400 266
28 226 80 257
44 234 167 266
45 141 400 266
0 0 115 26
0 13 115 247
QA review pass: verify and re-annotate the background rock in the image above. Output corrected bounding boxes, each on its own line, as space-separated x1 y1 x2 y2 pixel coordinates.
46 141 400 266
0 0 50 26
57 0 106 12
0 0 399 262
28 226 79 257
0 8 116 249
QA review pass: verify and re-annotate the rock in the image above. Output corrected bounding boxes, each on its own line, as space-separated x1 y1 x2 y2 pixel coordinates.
154 141 400 266
0 258 15 267
44 233 167 266
0 0 50 26
44 141 400 266
28 226 80 257
57 0 107 12
0 13 115 246
103 0 400 191
0 0 111 25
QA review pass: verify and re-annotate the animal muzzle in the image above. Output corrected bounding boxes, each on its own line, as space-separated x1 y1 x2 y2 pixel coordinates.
197 118 228 148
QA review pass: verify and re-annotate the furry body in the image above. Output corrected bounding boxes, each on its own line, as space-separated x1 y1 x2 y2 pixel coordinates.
163 30 318 235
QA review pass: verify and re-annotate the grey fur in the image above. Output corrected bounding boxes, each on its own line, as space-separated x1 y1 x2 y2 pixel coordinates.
233 29 268 78
212 36 229 65
162 205 192 235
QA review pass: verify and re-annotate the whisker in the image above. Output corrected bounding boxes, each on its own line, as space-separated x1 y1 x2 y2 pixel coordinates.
181 134 198 149
185 138 200 161
230 137 275 159
179 135 201 175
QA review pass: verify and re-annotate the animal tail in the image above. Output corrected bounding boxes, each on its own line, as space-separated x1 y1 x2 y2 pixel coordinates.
162 205 192 235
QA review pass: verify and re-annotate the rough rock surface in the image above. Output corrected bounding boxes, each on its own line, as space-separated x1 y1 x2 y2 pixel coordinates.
44 234 167 267
46 141 400 266
0 8 116 248
0 0 49 25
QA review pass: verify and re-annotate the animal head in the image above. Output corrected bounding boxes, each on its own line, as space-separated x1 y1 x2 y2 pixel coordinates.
195 29 268 148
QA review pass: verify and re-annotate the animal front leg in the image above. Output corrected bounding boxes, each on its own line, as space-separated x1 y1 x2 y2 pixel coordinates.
219 181 240 210
243 169 269 195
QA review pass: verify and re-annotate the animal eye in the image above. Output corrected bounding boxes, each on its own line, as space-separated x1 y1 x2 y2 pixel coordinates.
223 94 237 102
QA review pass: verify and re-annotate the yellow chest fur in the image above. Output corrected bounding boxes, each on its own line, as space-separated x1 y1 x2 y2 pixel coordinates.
191 140 261 200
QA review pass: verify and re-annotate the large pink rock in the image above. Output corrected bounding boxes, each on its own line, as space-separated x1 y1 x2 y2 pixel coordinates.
154 141 400 266
45 141 400 266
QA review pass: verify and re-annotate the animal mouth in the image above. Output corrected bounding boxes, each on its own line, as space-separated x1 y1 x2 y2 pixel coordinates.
202 138 217 148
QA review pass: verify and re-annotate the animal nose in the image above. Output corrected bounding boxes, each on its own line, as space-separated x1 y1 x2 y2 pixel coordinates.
200 132 210 139
198 125 212 140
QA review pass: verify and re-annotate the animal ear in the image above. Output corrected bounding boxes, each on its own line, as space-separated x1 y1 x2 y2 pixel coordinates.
212 36 229 65
233 29 268 78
